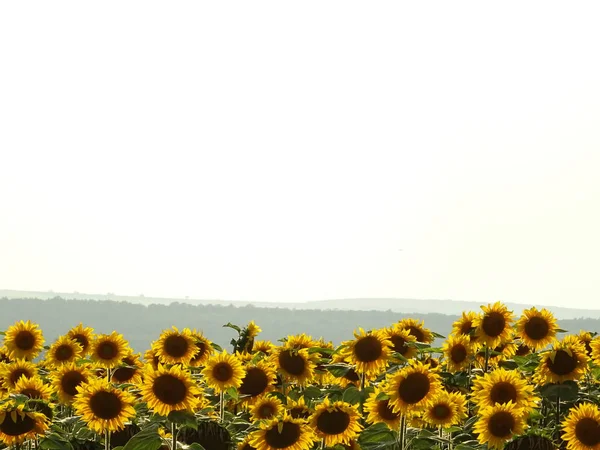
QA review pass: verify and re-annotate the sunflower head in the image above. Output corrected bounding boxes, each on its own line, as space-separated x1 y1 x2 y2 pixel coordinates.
340 328 391 377
385 360 442 414
3 320 45 360
13 376 54 401
51 362 93 405
535 335 589 384
576 331 595 357
473 402 527 449
452 311 481 343
249 395 284 421
239 360 277 404
364 387 401 429
66 324 95 355
249 412 317 450
423 391 467 428
252 340 275 356
153 326 198 366
474 302 514 348
396 318 433 344
90 332 130 368
247 321 262 339
385 326 418 360
45 335 83 367
189 330 215 367
287 396 313 420
310 398 363 447
562 402 600 450
0 403 49 446
515 307 558 351
0 359 38 390
283 334 316 350
202 351 245 393
142 363 201 416
271 347 315 386
471 368 538 412
442 334 474 372
111 353 144 385
144 347 162 369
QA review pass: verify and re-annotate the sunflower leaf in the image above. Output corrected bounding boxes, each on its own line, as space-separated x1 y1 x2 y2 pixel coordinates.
222 323 241 333
38 433 74 450
226 386 239 401
211 343 223 352
167 410 198 430
122 426 163 450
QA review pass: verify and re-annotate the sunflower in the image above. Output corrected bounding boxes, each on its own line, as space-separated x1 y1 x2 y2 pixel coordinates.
364 388 401 429
90 332 130 369
452 311 481 343
0 404 49 446
144 347 161 369
66 323 95 355
13 376 53 401
423 391 467 428
238 436 258 450
250 395 284 421
577 331 595 357
51 363 93 405
45 335 83 367
385 360 442 414
396 318 433 344
239 360 277 404
111 353 144 385
249 412 316 450
252 340 275 356
588 338 600 368
474 302 514 348
0 359 37 389
475 341 518 370
310 398 363 447
284 334 316 350
3 320 45 360
73 378 136 434
474 402 527 449
515 307 558 351
535 335 589 384
562 402 600 450
514 341 531 357
442 335 474 372
202 351 245 393
340 328 392 377
0 348 11 364
141 363 201 416
189 330 214 367
472 368 538 411
287 397 313 420
247 321 262 339
272 347 315 386
385 326 418 360
153 326 198 366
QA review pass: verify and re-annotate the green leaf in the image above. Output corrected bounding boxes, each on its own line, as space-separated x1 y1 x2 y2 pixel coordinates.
212 343 223 352
324 363 352 377
188 444 207 450
226 386 239 401
122 426 163 450
167 410 198 430
375 391 390 401
342 386 362 405
539 381 579 401
39 434 75 450
222 322 241 333
302 385 322 399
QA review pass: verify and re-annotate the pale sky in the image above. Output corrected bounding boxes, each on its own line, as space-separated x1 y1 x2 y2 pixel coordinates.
1 2 599 309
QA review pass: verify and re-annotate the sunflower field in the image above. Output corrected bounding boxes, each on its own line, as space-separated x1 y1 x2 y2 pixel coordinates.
1 302 600 450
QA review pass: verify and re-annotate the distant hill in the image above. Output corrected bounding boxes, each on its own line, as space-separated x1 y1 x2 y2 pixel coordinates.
1 289 599 320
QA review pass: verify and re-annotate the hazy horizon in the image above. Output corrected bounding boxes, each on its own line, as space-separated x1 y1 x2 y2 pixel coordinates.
2 2 599 309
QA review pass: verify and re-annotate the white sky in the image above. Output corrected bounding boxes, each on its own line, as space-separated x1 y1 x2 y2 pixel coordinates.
1 2 599 309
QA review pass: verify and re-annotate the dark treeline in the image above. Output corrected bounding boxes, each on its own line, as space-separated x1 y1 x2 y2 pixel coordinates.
1 297 599 353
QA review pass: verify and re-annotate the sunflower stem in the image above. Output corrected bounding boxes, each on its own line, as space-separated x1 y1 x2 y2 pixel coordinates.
171 421 177 450
484 345 490 374
104 430 110 450
398 414 406 450
219 390 225 422
555 393 561 443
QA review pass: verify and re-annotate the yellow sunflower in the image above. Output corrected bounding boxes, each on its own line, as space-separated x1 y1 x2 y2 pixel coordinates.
66 323 95 355
45 335 83 367
238 436 258 450
0 404 49 446
534 335 589 384
111 353 144 385
252 340 275 356
474 302 514 348
13 376 53 401
202 351 245 393
3 320 45 360
144 347 161 369
239 360 277 404
153 326 198 366
515 307 558 351
364 387 401 429
249 395 284 421
249 412 316 450
423 391 467 428
247 321 262 339
577 331 595 357
0 348 11 364
283 334 316 350
451 311 481 343
141 364 201 416
474 402 527 449
189 330 214 367
397 318 433 344
0 359 37 389
340 328 392 377
472 368 538 411
442 334 474 372
272 347 315 386
51 362 93 405
90 332 130 369
385 360 442 414
562 402 600 450
73 378 136 434
287 397 313 420
588 337 600 368
385 325 418 360
475 341 518 370
310 398 363 447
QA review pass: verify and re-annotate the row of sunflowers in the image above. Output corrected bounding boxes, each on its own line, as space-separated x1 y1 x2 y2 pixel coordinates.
0 302 599 450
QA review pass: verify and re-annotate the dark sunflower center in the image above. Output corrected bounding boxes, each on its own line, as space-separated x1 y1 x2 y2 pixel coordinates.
192 342 207 362
584 341 593 356
490 382 518 404
15 331 35 351
55 344 74 361
60 371 86 396
278 350 306 376
460 321 474 336
482 312 506 337
112 358 136 383
164 335 189 358
20 388 42 399
344 368 360 382
390 335 409 355
488 411 515 438
398 372 430 404
450 344 467 363
212 362 234 382
524 317 549 341
354 336 382 362
89 391 123 420
316 409 351 435
547 349 577 376
407 326 425 343
264 422 301 449
432 404 452 420
10 368 33 385
239 367 269 397
516 344 531 356
240 444 257 450
257 403 276 418
0 413 36 436
575 417 600 447
97 341 118 360
72 334 89 352
377 399 399 421
152 374 187 405
290 407 310 419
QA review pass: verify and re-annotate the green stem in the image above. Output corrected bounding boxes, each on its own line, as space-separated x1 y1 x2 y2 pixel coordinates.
398 414 406 450
555 393 561 443
105 430 110 450
484 345 490 374
171 422 177 450
219 391 225 422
